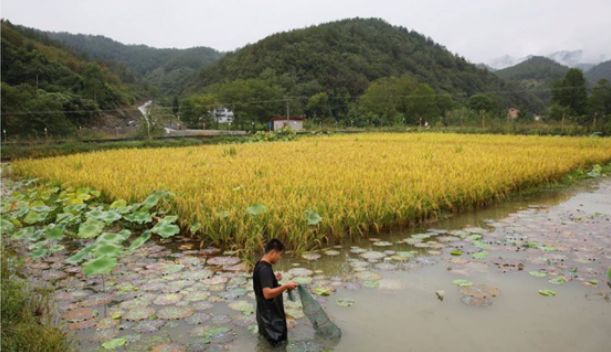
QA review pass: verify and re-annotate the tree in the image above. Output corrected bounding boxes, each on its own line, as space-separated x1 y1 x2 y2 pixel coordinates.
468 93 499 113
180 94 218 128
306 92 330 119
552 68 588 116
358 75 439 125
171 96 180 116
588 79 611 118
207 78 285 125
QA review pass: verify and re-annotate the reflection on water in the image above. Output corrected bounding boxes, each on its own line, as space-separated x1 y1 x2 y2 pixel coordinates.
16 177 611 351
241 178 611 352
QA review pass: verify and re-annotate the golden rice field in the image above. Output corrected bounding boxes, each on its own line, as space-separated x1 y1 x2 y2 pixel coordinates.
11 133 611 254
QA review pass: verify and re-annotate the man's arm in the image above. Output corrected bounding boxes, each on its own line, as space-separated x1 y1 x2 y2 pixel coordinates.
263 281 297 300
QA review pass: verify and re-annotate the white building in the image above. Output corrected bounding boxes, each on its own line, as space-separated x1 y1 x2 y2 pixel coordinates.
212 107 234 124
270 116 304 131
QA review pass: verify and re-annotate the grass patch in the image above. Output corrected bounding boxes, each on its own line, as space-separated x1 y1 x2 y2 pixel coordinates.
1 245 71 352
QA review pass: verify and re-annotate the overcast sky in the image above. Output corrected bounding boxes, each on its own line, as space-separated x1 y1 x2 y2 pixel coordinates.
2 0 610 65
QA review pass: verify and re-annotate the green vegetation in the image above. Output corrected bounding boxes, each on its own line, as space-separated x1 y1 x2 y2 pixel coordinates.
1 246 70 352
44 30 223 97
585 60 611 84
188 18 540 121
0 135 248 160
495 56 569 102
0 20 136 137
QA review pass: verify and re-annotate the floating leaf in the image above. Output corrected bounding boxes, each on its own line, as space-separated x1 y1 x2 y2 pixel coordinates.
102 337 127 350
124 307 155 321
157 306 194 320
92 243 123 257
98 230 131 244
29 246 48 259
336 298 355 307
372 241 393 247
109 199 127 208
23 210 47 225
202 326 232 344
301 252 321 261
435 290 445 301
139 191 169 210
77 219 105 239
452 279 473 288
305 210 322 225
548 276 567 285
450 249 463 256
128 232 151 252
471 251 488 260
44 225 64 240
247 204 267 216
151 221 180 238
124 211 153 225
83 256 117 276
228 300 255 314
312 287 333 296
538 289 556 297
66 245 93 264
1 218 15 235
529 271 547 278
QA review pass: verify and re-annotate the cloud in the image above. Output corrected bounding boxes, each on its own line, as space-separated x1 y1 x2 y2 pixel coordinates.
2 0 610 64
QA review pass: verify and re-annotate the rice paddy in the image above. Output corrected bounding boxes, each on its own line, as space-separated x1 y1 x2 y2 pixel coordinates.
11 133 611 253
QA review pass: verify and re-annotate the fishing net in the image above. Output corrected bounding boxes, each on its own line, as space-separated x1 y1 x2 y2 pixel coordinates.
294 285 342 339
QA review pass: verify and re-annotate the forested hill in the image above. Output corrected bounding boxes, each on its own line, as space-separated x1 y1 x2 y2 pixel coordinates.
495 56 569 102
44 31 223 96
1 20 136 136
192 18 540 111
585 60 611 84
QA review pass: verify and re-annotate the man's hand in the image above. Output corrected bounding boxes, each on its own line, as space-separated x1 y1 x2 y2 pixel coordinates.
283 281 298 290
275 272 283 281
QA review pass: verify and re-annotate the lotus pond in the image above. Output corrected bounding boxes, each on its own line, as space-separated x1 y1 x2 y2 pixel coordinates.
1 174 610 351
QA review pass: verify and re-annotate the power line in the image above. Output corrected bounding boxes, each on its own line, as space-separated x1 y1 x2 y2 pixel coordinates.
0 85 591 116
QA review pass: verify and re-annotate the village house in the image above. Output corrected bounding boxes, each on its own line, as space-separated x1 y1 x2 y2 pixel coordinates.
507 107 520 120
269 116 305 131
212 107 234 124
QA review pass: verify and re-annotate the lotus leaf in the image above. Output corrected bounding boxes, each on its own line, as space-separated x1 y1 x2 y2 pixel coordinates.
538 289 556 297
157 306 194 320
246 203 267 216
102 337 127 350
471 251 488 260
125 211 153 224
202 326 232 344
128 232 151 252
78 219 105 239
529 271 547 278
452 279 473 287
336 298 355 307
228 300 255 314
151 221 180 238
305 210 322 225
548 276 567 285
83 256 117 276
44 225 64 240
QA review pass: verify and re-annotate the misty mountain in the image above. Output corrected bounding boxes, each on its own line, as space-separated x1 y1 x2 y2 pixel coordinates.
585 60 611 84
495 56 569 102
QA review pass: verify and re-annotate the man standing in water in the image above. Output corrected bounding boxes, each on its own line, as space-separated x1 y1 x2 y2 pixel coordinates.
252 239 298 347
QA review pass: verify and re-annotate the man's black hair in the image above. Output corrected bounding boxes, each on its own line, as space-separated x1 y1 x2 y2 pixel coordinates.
264 238 285 253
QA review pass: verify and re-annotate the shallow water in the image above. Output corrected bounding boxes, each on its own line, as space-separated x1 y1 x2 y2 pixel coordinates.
16 178 611 352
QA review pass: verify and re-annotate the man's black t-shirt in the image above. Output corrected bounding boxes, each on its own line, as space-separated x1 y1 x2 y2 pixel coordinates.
252 260 287 345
